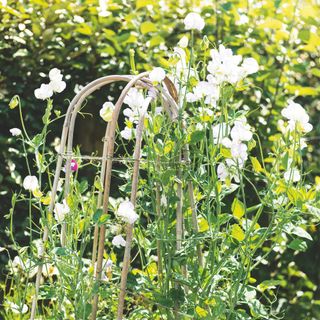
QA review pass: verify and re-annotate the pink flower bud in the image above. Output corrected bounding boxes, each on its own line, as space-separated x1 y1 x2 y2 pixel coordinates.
70 159 78 172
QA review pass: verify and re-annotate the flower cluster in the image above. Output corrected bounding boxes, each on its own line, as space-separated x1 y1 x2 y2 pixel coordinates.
110 201 138 248
279 100 312 183
215 117 253 183
208 45 259 85
34 68 66 100
120 88 153 140
281 100 313 134
54 199 70 223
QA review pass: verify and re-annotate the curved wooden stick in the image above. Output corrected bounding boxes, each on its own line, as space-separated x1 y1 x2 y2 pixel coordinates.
91 73 150 319
116 115 145 319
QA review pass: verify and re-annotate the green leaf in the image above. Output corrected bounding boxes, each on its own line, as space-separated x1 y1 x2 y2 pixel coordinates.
169 287 185 304
31 133 44 149
140 21 157 34
99 214 109 224
249 299 268 318
311 68 320 78
136 0 153 9
149 35 165 47
93 209 103 224
231 224 245 241
195 305 208 317
250 157 262 173
161 169 175 186
291 226 312 241
288 239 308 252
79 180 88 194
190 130 205 144
198 217 209 232
117 32 131 43
257 280 283 292
76 23 92 36
53 247 68 256
232 198 245 219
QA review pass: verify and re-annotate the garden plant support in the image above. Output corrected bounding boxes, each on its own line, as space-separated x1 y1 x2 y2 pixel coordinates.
29 72 199 320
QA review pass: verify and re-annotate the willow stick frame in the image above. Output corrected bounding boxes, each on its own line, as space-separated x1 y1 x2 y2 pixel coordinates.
29 71 201 320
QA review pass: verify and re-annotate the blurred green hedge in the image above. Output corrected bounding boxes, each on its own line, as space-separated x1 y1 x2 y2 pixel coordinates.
1 0 320 318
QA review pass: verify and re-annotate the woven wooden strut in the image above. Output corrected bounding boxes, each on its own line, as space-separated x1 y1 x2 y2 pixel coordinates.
29 72 202 320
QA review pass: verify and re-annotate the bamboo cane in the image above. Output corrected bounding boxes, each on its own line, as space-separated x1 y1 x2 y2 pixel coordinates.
155 156 163 282
116 115 144 319
91 72 149 319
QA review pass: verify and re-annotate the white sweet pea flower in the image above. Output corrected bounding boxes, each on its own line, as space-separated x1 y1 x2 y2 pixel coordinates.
207 44 243 84
117 200 139 224
12 256 24 269
237 14 249 25
186 80 219 106
149 67 166 83
184 12 205 31
9 128 21 136
299 138 308 150
196 123 204 131
178 36 189 48
207 45 258 84
10 256 37 278
6 301 28 315
212 123 230 144
49 79 66 93
100 102 115 122
241 58 259 75
112 234 126 248
23 175 39 192
54 199 70 223
34 83 53 100
217 163 228 181
284 168 301 182
281 100 313 133
73 15 85 23
230 140 248 164
124 88 146 111
306 204 320 217
49 68 63 82
230 118 253 142
48 68 66 93
217 160 240 183
123 88 152 120
35 68 66 99
273 195 288 208
120 126 134 140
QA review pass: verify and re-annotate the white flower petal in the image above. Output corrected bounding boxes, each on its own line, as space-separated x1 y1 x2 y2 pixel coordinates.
23 175 39 192
10 128 21 136
112 235 126 247
184 12 205 31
